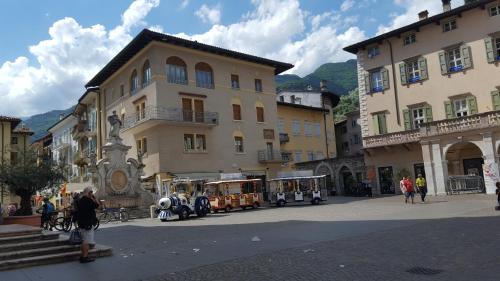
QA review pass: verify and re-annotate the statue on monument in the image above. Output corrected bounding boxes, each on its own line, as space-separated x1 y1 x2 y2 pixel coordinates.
108 110 122 141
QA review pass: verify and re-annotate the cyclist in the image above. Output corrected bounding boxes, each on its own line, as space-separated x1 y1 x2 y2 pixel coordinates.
37 198 55 230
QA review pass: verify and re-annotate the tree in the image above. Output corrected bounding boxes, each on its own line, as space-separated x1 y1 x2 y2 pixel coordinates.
333 89 360 121
0 149 65 215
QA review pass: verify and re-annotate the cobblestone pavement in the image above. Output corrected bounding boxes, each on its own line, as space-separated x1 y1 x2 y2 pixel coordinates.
1 195 498 281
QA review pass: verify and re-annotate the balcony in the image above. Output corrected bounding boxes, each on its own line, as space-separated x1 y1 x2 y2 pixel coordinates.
258 150 286 163
363 110 500 149
279 133 290 143
122 106 219 131
71 120 88 140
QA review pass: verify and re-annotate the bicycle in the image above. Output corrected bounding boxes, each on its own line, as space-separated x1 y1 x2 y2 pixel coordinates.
56 207 100 232
98 207 129 223
42 212 64 231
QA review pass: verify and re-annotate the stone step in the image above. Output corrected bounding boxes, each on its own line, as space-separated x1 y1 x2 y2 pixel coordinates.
0 232 59 245
0 244 113 271
0 236 69 253
0 244 81 261
0 225 42 238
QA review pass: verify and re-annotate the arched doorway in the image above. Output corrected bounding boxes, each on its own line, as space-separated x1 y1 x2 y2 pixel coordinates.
445 142 485 193
316 163 334 195
339 166 356 196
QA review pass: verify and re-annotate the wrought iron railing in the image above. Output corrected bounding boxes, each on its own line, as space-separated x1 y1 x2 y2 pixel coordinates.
447 175 485 195
122 106 219 130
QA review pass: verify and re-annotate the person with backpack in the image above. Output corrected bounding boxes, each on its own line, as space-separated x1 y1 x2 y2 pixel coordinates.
37 197 55 230
76 187 100 263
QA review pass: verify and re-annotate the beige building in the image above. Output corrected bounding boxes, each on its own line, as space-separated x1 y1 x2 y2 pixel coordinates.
344 0 500 195
78 29 293 184
335 110 362 158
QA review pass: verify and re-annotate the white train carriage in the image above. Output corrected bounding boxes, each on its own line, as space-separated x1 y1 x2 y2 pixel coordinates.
267 175 328 207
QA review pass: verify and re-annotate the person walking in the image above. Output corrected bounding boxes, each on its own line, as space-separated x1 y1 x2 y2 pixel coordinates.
37 198 55 230
399 176 407 203
76 187 100 263
495 182 500 211
416 174 427 203
403 177 415 204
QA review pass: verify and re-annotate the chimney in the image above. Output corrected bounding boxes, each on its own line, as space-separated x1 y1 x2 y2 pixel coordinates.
418 10 429 20
59 113 64 120
442 0 451 12
320 80 328 92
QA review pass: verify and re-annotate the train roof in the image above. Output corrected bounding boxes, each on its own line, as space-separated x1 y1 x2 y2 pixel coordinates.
205 179 262 185
268 175 327 181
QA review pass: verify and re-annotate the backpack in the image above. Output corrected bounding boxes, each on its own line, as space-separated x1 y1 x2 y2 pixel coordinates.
46 202 55 213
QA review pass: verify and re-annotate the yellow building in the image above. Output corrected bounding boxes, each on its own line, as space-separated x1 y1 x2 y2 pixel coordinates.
277 87 338 170
0 116 33 207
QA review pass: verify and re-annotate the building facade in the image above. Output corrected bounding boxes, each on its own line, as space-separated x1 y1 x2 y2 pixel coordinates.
335 110 362 158
344 0 500 195
78 29 293 185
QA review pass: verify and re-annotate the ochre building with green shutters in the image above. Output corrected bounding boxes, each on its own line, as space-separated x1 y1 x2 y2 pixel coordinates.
344 0 500 196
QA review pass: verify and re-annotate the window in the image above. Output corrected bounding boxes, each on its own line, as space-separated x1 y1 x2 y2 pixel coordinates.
184 134 194 151
11 136 18 144
195 62 214 88
447 48 463 72
439 45 472 74
403 34 416 46
372 113 387 135
406 60 420 82
400 58 428 85
304 122 313 137
294 150 302 162
442 19 457 32
341 142 349 153
120 84 124 97
454 99 468 117
366 68 389 93
183 134 207 152
307 151 314 161
371 71 383 91
232 104 242 120
314 123 321 137
136 138 148 154
496 38 500 59
142 60 152 88
279 96 284 102
234 136 244 153
292 120 301 136
351 119 357 128
340 125 347 135
231 75 240 89
367 46 379 58
196 134 206 151
136 102 146 121
255 79 263 92
130 70 139 95
277 119 284 133
256 107 264 122
412 108 425 129
353 134 360 144
489 4 500 16
166 57 188 85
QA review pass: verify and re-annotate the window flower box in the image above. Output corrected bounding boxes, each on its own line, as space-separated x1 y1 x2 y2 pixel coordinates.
371 86 383 92
449 65 463 72
496 56 500 61
408 76 421 83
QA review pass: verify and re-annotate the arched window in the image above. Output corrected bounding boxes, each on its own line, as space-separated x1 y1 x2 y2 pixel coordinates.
142 60 152 87
166 56 187 85
130 70 139 95
195 62 214 89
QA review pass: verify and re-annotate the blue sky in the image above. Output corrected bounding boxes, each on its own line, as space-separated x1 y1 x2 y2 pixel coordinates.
0 0 465 116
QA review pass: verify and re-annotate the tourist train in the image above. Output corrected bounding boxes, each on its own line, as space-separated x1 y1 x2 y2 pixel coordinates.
204 178 263 212
267 171 328 207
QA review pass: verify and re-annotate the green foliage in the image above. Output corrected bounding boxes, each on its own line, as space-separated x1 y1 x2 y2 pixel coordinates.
276 59 358 95
333 89 360 120
0 149 65 215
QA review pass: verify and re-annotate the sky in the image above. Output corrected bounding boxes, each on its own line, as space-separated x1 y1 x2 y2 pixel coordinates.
0 0 465 117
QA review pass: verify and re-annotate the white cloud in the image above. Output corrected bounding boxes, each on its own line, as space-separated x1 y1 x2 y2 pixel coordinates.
179 0 189 9
0 0 160 116
179 0 364 76
340 0 355 12
377 0 465 35
195 4 222 25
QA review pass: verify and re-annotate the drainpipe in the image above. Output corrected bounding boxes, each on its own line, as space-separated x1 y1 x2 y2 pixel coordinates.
322 97 329 158
386 39 401 125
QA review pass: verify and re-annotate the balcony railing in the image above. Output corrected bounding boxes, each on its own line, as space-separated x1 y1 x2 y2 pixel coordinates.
258 150 285 163
122 106 219 130
363 110 500 149
281 151 293 162
279 133 290 143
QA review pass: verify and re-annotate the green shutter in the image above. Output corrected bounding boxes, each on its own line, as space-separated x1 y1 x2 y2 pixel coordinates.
418 57 428 80
491 90 500 111
364 73 371 94
424 106 433 122
485 37 495 63
444 101 454 119
381 68 390 90
372 114 380 135
379 114 387 134
461 45 473 69
403 109 411 130
399 63 408 85
439 51 448 75
467 95 478 115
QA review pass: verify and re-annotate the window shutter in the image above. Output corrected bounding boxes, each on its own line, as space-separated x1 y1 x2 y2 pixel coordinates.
461 45 473 69
364 73 371 94
438 51 448 75
418 57 428 80
466 95 478 115
379 114 387 134
444 101 454 119
403 109 411 130
399 63 408 85
381 68 390 90
491 90 500 111
485 37 495 63
372 115 380 135
424 106 433 122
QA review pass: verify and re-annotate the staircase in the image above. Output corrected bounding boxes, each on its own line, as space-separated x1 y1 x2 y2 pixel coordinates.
0 224 112 271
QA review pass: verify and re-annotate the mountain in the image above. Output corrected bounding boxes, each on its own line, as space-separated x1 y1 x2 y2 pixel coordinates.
276 59 358 95
24 106 75 142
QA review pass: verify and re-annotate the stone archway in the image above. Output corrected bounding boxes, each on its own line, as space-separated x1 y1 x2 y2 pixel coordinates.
315 162 334 195
445 141 485 193
335 164 356 196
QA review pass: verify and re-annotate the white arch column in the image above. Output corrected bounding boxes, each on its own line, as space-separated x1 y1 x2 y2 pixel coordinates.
431 141 448 195
481 133 498 194
421 141 437 195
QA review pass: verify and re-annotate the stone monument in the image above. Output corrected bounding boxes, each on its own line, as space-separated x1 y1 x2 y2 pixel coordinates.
90 111 154 208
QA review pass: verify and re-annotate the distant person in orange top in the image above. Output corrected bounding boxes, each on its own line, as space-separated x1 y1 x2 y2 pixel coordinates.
403 177 415 204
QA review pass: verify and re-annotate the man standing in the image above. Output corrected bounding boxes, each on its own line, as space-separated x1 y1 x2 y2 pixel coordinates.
76 187 100 263
416 174 427 203
399 176 407 203
403 177 415 204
